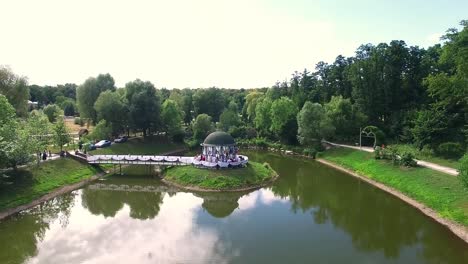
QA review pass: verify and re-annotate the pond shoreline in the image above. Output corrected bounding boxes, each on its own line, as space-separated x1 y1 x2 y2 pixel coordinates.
161 173 279 193
0 170 108 221
316 158 468 244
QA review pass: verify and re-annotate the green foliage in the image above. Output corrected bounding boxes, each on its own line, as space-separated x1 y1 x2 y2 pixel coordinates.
192 114 214 141
0 66 29 117
303 148 317 158
437 142 464 159
325 95 366 141
270 97 298 144
91 136 185 155
244 91 263 122
53 118 71 151
297 101 334 146
26 111 51 162
59 98 76 116
74 117 85 126
164 161 277 190
43 104 62 123
399 152 418 167
91 120 112 140
411 109 448 149
218 101 240 132
459 154 468 189
125 79 161 136
161 99 184 141
94 90 127 136
192 88 226 122
254 97 272 136
77 73 115 122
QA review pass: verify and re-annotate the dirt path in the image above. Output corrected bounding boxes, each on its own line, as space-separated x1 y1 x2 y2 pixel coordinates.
316 158 468 244
323 141 459 176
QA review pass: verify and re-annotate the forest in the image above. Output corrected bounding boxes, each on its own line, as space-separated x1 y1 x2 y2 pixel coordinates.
0 20 467 170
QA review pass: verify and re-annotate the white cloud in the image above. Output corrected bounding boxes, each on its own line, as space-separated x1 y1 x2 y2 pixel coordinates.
0 0 338 88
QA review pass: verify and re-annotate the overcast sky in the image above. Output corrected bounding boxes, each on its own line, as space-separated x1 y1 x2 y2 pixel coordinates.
1 0 466 89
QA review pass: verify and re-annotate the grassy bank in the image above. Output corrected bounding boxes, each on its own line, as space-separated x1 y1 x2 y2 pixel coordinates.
91 136 185 155
320 147 468 226
164 162 278 190
0 159 101 211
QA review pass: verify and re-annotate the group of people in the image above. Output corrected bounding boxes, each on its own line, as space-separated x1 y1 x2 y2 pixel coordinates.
37 150 52 161
196 153 241 163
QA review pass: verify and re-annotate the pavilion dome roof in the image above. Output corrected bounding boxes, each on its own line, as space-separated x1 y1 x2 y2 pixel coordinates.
203 131 235 146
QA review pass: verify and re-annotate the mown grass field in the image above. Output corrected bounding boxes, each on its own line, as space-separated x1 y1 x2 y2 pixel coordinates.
320 147 468 226
91 136 186 155
164 161 277 190
0 159 101 211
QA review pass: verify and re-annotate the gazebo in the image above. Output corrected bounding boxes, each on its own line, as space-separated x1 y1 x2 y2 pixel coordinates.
193 131 248 168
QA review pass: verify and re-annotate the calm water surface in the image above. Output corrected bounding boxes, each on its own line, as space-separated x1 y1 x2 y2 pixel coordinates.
1 151 468 264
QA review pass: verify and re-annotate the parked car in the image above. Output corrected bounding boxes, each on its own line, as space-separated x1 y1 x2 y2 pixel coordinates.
83 143 96 151
95 140 112 148
114 136 128 143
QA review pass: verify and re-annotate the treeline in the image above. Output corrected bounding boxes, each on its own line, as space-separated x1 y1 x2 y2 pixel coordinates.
0 21 467 170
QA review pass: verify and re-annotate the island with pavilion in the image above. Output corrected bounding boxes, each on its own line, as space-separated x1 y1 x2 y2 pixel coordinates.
163 131 278 192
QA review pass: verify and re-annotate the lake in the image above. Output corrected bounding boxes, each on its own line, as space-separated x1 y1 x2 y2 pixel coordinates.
1 150 467 263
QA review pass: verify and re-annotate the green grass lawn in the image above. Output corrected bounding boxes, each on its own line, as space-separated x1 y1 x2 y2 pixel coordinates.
0 159 101 211
320 147 468 226
164 161 278 190
389 144 460 169
90 136 186 155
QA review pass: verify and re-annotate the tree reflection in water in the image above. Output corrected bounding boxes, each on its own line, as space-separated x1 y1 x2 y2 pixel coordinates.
0 193 75 264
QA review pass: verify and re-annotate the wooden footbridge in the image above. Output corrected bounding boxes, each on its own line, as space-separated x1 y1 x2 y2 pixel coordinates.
86 154 248 168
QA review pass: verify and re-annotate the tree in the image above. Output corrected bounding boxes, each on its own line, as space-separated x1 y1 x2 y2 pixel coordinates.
0 66 29 117
43 104 62 123
325 96 366 141
270 97 298 143
254 98 272 136
91 120 113 140
59 99 76 116
411 109 448 150
243 91 263 122
76 74 115 122
192 88 226 122
125 79 161 137
297 101 335 146
192 114 214 141
161 99 184 141
53 118 71 151
94 90 127 136
0 95 19 168
218 101 240 132
27 111 51 163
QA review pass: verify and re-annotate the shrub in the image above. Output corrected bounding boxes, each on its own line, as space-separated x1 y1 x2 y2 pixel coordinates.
459 154 468 189
74 117 85 126
437 142 464 159
303 148 317 159
399 152 417 167
186 139 200 150
253 137 268 148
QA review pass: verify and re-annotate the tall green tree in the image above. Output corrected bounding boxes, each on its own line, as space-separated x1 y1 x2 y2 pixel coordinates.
325 96 366 141
161 99 184 141
218 101 240 132
192 88 226 122
192 114 214 141
53 118 71 151
270 97 298 144
27 111 51 163
0 66 29 117
76 73 115 122
297 101 335 146
94 90 127 136
43 104 62 123
125 79 161 136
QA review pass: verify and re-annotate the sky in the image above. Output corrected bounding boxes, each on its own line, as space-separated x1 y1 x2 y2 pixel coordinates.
1 0 466 89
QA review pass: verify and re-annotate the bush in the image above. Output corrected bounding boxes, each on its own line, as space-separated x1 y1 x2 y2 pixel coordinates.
303 148 317 159
253 137 268 148
186 139 200 150
399 152 417 167
74 117 85 126
459 154 468 189
437 142 464 159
